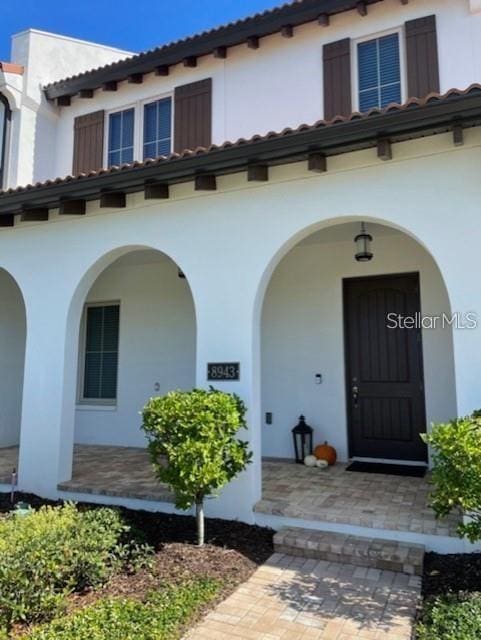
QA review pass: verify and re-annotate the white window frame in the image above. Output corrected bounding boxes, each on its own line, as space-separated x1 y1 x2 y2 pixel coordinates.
352 26 407 113
103 90 174 167
77 300 121 407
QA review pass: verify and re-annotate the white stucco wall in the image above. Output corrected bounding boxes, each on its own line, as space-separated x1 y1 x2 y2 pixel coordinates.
0 126 476 521
74 251 196 447
0 269 26 447
5 30 132 188
261 229 456 462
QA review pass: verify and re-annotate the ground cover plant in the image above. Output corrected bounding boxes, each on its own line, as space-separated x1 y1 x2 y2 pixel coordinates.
21 579 220 640
0 493 273 639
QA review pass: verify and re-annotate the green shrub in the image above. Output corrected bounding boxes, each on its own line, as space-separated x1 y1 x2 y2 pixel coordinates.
142 388 252 546
417 593 481 640
25 579 220 640
0 503 148 629
422 414 481 541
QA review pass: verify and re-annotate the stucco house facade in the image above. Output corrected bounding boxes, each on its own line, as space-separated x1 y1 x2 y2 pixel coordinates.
1 0 481 554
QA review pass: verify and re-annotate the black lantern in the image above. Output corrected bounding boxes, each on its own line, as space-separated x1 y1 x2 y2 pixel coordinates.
354 222 373 262
292 415 313 464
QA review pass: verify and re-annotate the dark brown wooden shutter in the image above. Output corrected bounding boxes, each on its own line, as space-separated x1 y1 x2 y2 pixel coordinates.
72 110 105 175
174 78 212 153
405 15 440 99
323 38 352 120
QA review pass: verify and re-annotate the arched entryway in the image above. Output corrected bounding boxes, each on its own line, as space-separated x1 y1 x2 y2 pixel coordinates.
260 220 456 464
58 246 196 500
0 268 26 484
254 218 459 537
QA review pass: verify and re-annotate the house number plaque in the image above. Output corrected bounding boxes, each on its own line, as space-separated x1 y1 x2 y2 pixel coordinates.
207 362 240 381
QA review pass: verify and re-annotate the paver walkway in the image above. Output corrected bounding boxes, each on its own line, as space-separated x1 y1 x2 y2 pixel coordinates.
185 553 421 640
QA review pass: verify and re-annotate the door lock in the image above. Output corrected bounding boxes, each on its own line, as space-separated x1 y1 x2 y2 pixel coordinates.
352 385 359 407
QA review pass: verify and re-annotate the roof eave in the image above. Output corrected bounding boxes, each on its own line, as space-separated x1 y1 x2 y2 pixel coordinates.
44 0 383 100
1 90 480 216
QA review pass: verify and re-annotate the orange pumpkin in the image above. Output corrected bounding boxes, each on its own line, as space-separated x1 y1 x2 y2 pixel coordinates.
314 441 337 466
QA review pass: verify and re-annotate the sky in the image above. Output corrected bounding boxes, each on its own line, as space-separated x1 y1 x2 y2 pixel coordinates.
0 0 283 61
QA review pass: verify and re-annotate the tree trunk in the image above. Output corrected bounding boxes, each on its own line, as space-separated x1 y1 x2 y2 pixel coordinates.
196 499 205 547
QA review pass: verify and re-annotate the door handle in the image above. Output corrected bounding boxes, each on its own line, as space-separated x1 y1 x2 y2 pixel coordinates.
352 385 359 407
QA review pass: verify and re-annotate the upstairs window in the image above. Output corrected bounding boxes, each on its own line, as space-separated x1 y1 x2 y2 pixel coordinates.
81 303 120 403
0 94 10 188
143 97 172 159
108 108 134 166
358 33 401 112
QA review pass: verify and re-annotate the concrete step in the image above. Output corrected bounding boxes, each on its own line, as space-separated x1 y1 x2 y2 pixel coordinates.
273 526 425 576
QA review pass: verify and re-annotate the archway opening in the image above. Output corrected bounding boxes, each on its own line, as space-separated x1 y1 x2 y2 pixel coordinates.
258 220 456 527
59 248 196 499
0 268 26 484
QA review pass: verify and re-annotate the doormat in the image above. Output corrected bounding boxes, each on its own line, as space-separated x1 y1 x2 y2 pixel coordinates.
346 461 427 478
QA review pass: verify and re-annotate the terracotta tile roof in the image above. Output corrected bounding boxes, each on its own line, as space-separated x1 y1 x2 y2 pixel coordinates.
0 62 24 75
3 85 480 199
44 0 384 101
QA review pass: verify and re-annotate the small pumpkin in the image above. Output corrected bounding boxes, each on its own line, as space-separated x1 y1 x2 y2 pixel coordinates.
304 455 317 468
314 441 337 466
316 459 328 470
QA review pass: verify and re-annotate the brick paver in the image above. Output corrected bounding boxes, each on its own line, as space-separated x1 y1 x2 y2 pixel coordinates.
255 461 460 537
185 553 421 640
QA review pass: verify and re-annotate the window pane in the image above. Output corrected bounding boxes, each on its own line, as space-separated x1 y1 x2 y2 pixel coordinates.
143 98 172 159
108 150 121 167
108 109 135 167
100 352 118 399
83 304 119 401
120 147 134 164
84 353 101 398
358 40 378 92
379 34 400 86
144 103 157 144
359 89 379 112
381 83 401 107
157 99 171 140
85 306 103 351
103 305 120 350
143 142 156 159
109 113 122 151
122 109 135 148
157 139 171 157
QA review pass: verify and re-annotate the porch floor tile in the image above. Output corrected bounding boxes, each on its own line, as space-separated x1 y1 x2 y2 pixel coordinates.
0 446 19 484
255 461 460 538
58 445 174 503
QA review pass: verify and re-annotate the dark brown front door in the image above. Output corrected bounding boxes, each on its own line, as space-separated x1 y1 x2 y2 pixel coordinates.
344 273 427 462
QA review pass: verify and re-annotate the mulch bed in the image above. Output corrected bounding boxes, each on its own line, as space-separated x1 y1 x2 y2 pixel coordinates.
423 552 481 597
0 492 274 636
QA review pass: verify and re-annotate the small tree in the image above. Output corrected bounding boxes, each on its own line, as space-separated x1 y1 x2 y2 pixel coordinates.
422 412 481 542
142 388 252 546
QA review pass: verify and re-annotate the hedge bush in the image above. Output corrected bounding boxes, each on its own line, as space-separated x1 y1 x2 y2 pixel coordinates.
24 579 220 640
0 503 149 629
417 593 481 639
422 413 481 541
